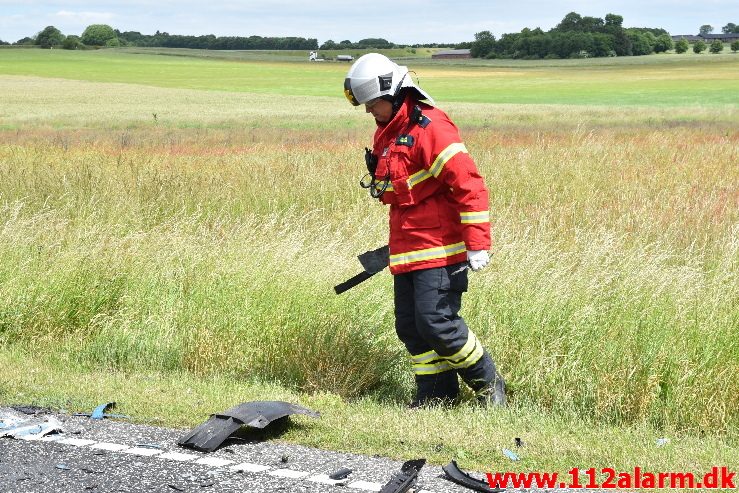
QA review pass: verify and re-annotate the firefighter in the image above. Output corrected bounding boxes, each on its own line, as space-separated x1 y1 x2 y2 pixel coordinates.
343 53 506 407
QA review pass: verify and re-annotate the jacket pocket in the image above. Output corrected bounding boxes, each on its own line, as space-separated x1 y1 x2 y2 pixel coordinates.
400 198 441 230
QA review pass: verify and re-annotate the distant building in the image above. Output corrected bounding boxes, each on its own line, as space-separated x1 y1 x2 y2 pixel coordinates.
431 49 471 59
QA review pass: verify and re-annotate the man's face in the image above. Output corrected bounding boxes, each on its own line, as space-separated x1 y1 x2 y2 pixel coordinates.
365 98 393 124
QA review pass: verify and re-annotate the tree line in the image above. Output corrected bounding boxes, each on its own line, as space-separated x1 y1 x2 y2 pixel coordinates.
4 24 439 51
469 13 739 59
2 18 738 55
6 24 318 50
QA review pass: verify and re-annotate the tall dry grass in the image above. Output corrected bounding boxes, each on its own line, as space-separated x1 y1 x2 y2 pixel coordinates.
0 77 737 436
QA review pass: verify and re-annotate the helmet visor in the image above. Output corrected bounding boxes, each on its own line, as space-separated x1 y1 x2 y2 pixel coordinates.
343 78 359 106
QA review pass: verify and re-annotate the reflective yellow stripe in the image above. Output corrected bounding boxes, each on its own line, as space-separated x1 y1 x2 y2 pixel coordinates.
429 143 467 178
407 169 433 189
389 242 466 267
410 349 441 364
460 210 490 224
445 331 484 369
374 181 393 193
413 361 453 375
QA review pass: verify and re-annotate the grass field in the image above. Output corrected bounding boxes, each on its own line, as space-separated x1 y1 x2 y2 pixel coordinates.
0 48 737 481
1 48 738 104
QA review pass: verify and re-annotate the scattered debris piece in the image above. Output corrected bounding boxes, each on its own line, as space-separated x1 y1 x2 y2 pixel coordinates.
0 414 64 440
656 438 670 447
329 467 353 480
56 464 71 471
442 460 503 493
379 458 425 493
502 448 519 461
280 455 290 463
73 402 130 420
514 437 524 448
178 401 320 452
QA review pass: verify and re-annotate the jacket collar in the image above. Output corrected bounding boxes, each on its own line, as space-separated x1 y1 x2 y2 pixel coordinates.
375 95 415 142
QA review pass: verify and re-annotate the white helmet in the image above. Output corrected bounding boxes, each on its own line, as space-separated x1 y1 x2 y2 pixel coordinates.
343 53 434 106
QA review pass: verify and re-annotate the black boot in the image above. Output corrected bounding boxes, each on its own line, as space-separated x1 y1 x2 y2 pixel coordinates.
475 371 506 407
408 371 459 409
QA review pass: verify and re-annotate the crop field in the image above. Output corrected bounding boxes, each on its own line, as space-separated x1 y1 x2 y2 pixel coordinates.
0 48 737 476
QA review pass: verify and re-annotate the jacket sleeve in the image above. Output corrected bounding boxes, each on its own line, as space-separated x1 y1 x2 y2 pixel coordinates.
419 114 491 251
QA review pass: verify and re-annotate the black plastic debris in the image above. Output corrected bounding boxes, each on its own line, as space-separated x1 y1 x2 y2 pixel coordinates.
178 401 320 452
11 405 51 415
329 467 353 480
379 458 425 493
442 460 504 493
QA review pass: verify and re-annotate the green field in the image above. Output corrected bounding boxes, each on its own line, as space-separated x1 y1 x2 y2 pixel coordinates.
2 48 738 105
0 48 737 482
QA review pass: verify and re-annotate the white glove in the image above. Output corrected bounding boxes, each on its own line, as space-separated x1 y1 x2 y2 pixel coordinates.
467 250 490 271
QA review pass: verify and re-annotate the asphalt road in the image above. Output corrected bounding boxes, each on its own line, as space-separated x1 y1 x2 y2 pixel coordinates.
0 406 480 493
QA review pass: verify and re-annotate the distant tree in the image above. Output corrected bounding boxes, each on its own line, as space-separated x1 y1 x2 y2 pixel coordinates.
627 31 652 55
699 24 713 35
0 39 9 46
653 33 673 53
320 39 337 50
732 40 739 52
36 25 65 48
555 12 583 32
470 30 495 58
81 24 117 46
674 38 689 53
355 38 394 49
709 39 724 53
604 13 624 29
721 23 737 33
693 40 707 53
62 35 81 50
15 37 35 45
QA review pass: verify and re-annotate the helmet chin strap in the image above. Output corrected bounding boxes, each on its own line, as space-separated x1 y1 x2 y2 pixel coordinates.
390 72 409 117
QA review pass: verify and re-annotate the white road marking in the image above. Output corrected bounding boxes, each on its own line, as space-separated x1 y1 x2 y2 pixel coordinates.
347 480 383 491
158 451 199 461
307 474 350 485
57 438 97 447
269 468 310 479
90 442 130 451
230 462 272 473
194 457 234 467
7 430 436 492
121 446 163 456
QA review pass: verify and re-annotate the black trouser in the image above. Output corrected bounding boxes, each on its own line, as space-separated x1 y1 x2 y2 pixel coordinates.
394 263 496 402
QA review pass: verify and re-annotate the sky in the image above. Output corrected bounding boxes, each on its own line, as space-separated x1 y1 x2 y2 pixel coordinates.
1 0 737 45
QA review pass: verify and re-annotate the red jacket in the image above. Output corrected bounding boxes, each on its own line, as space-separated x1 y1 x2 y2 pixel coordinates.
371 96 491 275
